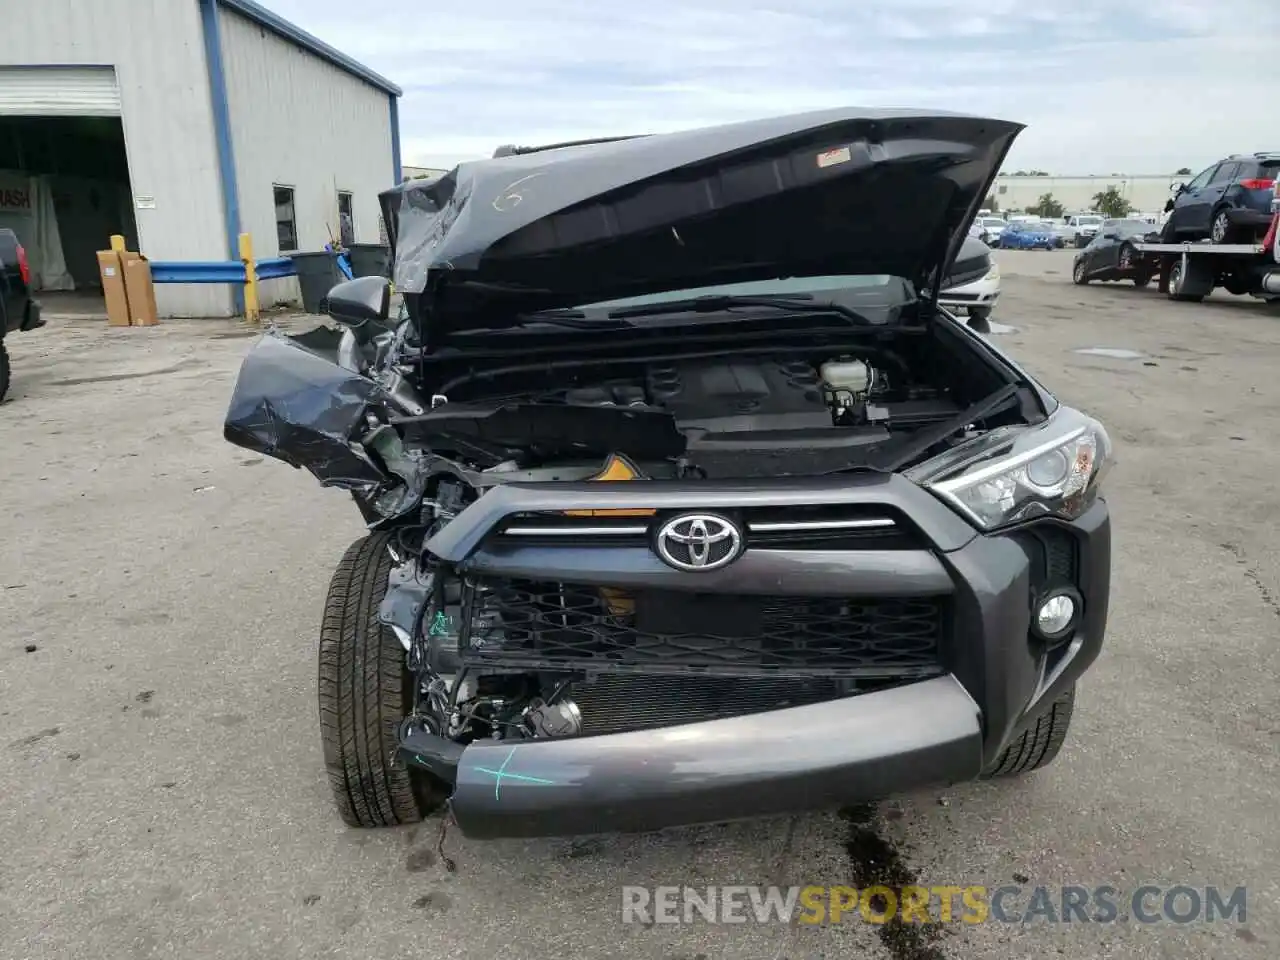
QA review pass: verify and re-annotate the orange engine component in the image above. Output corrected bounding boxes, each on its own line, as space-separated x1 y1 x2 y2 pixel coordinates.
563 453 656 518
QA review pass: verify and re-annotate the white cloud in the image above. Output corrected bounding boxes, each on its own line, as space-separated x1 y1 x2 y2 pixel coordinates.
265 0 1280 175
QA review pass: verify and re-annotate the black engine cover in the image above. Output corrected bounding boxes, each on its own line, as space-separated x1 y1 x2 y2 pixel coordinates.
645 358 828 427
644 358 888 477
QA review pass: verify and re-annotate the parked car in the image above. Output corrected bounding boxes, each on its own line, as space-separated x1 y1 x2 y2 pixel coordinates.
1050 219 1076 247
995 220 1057 250
939 237 1000 323
975 216 1007 245
223 108 1114 841
1063 214 1104 248
1071 219 1162 286
0 227 44 402
1036 220 1067 248
1162 153 1280 243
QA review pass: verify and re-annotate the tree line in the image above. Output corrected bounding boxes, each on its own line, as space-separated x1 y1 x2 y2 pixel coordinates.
982 186 1138 219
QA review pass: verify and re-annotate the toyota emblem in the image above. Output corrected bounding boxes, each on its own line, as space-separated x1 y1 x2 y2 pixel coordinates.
655 514 743 572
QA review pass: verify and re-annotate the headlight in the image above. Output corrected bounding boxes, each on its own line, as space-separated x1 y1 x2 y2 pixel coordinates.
985 263 1000 280
913 412 1113 530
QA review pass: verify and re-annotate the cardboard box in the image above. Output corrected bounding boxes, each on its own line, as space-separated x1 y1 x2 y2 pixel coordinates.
97 250 131 327
120 251 159 326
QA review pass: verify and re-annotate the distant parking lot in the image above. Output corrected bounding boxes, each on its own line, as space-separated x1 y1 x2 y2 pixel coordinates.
2 249 1276 960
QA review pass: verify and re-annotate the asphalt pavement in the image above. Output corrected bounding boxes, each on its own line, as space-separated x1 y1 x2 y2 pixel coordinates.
2 250 1277 959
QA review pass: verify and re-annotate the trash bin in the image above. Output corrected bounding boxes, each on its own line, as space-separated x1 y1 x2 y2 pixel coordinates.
289 251 345 314
346 242 390 278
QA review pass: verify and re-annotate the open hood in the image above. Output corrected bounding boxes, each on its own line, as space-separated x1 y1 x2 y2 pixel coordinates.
381 108 1022 339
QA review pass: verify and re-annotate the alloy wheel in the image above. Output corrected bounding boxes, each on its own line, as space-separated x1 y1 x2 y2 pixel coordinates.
1211 212 1229 243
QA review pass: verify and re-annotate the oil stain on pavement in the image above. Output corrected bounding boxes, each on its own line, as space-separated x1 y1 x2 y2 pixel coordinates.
839 804 949 960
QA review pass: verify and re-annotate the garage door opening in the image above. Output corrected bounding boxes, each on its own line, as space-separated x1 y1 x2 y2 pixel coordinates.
0 115 138 305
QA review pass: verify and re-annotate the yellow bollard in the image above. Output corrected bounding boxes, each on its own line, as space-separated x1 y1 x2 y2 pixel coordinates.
109 234 126 252
238 232 260 324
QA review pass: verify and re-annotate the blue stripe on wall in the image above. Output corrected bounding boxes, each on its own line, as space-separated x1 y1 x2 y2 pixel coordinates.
390 94 402 184
198 0 244 313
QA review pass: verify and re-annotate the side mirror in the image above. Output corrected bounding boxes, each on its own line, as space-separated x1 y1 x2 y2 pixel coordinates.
1170 181 1186 196
325 276 392 342
1101 232 1118 240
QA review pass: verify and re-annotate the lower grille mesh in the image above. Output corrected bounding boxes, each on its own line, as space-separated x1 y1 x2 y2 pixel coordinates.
460 578 946 679
570 674 849 736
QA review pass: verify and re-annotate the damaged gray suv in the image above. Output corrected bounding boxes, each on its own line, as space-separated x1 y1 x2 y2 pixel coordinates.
224 108 1113 840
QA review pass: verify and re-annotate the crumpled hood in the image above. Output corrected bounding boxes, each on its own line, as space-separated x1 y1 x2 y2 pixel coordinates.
379 107 1023 340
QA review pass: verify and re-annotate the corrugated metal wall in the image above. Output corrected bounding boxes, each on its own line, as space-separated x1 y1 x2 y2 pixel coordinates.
218 9 394 308
0 0 233 317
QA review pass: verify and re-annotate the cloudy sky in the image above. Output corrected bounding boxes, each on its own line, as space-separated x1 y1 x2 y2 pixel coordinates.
265 0 1279 175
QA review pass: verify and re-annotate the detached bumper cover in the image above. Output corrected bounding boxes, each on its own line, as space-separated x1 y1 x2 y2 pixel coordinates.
450 675 982 839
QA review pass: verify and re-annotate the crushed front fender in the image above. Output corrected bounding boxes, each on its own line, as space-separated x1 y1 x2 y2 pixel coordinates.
223 328 389 487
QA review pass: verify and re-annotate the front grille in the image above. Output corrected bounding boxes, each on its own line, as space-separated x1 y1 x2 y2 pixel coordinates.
459 578 946 679
570 674 851 735
491 503 920 551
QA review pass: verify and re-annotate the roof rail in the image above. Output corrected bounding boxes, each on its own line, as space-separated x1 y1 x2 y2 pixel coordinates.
1251 151 1280 158
492 135 649 158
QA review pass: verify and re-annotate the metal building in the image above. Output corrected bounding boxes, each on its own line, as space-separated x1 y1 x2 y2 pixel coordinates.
0 0 402 317
991 174 1181 220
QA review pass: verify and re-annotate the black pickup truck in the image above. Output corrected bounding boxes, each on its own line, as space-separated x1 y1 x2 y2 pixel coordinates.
0 227 43 401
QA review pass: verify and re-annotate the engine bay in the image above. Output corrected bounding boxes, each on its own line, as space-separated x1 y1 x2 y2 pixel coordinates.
393 351 965 479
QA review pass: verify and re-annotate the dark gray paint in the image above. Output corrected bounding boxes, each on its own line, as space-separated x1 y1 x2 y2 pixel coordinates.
462 546 953 597
449 675 984 840
435 500 1111 839
425 473 981 562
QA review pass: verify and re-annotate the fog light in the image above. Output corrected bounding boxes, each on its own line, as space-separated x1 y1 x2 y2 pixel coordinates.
1034 590 1079 641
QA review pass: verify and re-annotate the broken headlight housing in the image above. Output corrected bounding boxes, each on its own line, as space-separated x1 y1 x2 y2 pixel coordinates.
911 410 1113 530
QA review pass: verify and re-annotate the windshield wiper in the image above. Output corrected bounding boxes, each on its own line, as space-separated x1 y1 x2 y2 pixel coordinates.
606 294 875 325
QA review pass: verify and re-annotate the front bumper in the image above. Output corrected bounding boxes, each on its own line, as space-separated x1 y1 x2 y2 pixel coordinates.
939 273 1000 311
450 675 982 839
415 477 1112 839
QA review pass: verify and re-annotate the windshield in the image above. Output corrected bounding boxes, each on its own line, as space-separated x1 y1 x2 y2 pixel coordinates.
981 218 1005 228
1077 216 1102 225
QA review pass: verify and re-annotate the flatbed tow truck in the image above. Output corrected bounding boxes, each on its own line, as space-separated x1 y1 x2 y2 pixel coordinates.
1129 198 1280 304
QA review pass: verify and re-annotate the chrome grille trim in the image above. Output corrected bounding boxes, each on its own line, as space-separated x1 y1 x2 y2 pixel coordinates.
500 517 898 537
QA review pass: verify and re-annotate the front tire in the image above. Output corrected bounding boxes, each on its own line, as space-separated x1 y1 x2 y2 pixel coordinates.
318 531 440 828
966 308 991 333
983 685 1075 778
1072 260 1089 285
0 341 9 402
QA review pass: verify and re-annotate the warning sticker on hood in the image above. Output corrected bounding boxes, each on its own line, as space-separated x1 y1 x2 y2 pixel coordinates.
816 146 852 168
